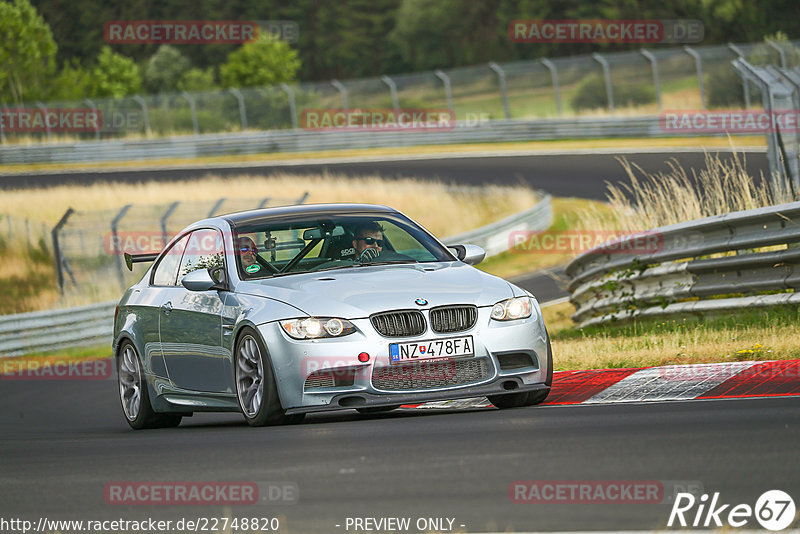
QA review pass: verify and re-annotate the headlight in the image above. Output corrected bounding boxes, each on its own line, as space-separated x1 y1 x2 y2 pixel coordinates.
280 317 356 339
490 297 534 321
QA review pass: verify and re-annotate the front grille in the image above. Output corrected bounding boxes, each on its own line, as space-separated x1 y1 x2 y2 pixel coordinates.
430 305 478 333
371 310 426 337
372 358 491 391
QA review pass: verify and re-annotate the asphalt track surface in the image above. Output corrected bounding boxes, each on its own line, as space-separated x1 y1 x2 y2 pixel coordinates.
0 150 769 200
1 378 798 532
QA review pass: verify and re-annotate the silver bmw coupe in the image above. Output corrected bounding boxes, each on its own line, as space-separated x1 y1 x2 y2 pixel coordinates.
114 203 552 429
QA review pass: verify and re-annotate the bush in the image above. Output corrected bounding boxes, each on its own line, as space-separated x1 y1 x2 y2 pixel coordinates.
570 75 655 111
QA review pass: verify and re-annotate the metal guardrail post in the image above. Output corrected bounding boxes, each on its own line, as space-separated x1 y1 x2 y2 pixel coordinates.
280 83 298 130
592 53 614 113
111 204 132 290
228 88 248 131
540 59 562 116
208 198 226 217
381 75 400 115
728 43 752 108
83 98 101 140
132 95 152 136
684 46 706 109
331 80 348 110
488 62 511 120
160 201 180 248
434 70 454 115
181 91 199 134
35 102 52 140
640 49 662 110
52 208 74 294
767 40 788 69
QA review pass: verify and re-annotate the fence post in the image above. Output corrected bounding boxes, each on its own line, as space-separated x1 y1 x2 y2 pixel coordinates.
592 53 614 112
181 91 199 134
208 198 226 217
258 197 272 209
280 83 298 130
728 43 752 108
83 98 101 140
295 191 309 204
132 96 152 136
381 75 400 115
767 40 788 69
228 88 248 131
111 204 132 290
52 208 74 294
640 49 662 110
684 46 706 109
488 62 511 119
5 213 11 240
434 70 454 115
0 102 6 143
160 201 180 248
540 59 562 116
35 102 52 140
331 80 348 110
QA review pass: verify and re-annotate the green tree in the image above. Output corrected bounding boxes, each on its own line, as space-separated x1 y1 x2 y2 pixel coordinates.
88 46 141 98
219 34 300 88
49 58 93 101
0 0 57 104
143 45 191 94
178 67 217 92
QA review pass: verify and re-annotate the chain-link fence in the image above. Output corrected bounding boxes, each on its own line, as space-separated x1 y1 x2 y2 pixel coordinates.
2 39 798 143
0 214 51 252
51 193 308 302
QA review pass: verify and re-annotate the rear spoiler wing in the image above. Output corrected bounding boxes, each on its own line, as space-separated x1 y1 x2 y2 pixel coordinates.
124 252 159 271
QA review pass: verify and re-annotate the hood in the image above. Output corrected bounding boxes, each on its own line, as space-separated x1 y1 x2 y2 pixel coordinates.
235 262 514 318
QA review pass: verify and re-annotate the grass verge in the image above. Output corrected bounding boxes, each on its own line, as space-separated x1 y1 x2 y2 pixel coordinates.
543 301 800 370
0 136 765 175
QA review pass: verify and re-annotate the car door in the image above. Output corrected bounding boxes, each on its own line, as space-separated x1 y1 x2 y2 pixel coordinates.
158 228 229 393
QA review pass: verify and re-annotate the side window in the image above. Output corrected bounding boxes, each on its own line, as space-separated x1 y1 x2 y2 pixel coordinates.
177 229 225 281
152 233 190 286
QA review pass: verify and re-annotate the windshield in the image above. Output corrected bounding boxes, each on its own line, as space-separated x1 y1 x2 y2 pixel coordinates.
232 212 454 279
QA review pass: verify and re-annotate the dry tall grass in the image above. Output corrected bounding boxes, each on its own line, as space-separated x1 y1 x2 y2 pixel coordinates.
577 149 794 233
0 172 537 238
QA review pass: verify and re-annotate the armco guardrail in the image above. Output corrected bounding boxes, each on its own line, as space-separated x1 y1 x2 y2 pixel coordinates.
444 193 552 256
0 116 746 166
0 301 116 357
566 201 800 328
1 195 552 356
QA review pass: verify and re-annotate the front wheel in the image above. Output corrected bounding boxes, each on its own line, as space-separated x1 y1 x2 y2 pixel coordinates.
118 341 182 429
235 328 298 427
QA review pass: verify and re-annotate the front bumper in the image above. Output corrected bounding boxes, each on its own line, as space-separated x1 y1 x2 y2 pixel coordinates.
259 306 550 414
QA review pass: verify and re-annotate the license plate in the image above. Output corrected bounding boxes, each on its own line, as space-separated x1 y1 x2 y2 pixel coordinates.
389 336 474 363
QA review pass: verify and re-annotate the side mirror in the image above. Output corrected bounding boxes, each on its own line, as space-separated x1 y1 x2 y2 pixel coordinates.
448 244 486 266
181 268 227 291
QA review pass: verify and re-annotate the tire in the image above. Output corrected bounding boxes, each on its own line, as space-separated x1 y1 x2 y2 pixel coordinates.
489 332 553 409
117 341 182 430
235 327 296 427
356 405 401 414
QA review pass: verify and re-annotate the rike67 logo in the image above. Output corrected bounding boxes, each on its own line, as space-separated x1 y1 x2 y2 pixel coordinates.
668 490 796 531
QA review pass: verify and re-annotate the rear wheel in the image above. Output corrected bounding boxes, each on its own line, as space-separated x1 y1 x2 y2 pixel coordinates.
235 328 300 426
118 341 182 429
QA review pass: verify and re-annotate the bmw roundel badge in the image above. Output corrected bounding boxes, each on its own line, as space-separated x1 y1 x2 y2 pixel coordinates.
415 298 428 306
